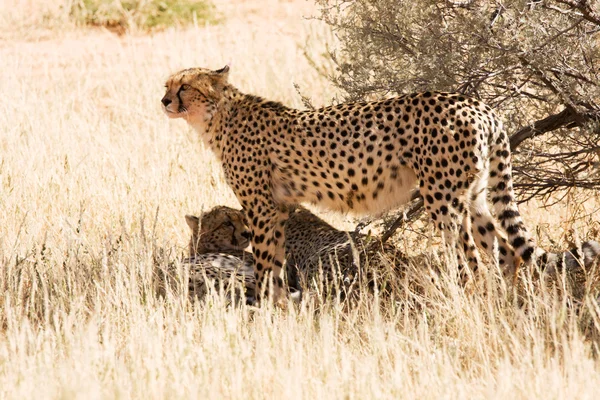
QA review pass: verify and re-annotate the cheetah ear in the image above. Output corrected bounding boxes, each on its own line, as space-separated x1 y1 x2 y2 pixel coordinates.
214 65 230 75
185 215 200 232
211 65 230 85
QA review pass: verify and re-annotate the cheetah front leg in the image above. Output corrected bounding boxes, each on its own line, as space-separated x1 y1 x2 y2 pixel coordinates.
242 199 289 303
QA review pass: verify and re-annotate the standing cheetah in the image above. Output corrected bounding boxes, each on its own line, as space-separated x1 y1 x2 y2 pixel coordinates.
162 66 536 300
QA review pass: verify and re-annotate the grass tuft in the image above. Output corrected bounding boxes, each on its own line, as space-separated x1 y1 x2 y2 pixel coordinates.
69 0 217 34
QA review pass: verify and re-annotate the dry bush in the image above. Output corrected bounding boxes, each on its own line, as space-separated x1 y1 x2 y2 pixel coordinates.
316 0 600 203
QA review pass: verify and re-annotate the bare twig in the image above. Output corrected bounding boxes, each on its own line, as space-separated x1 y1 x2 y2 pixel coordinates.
293 83 316 110
381 196 425 244
510 107 600 150
548 67 599 87
555 0 600 26
518 56 581 116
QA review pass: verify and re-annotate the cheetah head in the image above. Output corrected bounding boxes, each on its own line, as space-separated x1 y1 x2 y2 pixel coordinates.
185 205 250 256
162 65 230 128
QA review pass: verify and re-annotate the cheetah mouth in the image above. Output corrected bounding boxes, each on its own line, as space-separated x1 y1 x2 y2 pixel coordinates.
232 236 251 249
163 108 183 119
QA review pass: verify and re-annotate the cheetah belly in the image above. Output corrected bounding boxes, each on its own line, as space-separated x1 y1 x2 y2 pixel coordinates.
352 165 418 215
271 160 418 216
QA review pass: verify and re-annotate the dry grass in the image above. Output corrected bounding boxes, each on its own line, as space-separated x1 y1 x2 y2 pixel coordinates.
1 0 600 398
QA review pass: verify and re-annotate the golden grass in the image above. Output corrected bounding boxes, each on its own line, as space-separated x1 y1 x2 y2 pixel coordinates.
1 1 600 398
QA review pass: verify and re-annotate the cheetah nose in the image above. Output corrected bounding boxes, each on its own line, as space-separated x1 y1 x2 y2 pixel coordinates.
241 231 251 240
161 97 172 107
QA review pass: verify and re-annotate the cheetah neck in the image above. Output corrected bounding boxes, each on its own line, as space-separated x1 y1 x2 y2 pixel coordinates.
203 87 291 160
186 100 221 149
201 86 246 159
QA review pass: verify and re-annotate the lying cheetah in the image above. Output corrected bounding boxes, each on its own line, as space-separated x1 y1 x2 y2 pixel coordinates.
187 205 408 298
188 206 600 302
163 66 536 300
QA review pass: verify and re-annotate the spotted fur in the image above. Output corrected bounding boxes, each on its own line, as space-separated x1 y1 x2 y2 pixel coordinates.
185 253 255 302
163 66 537 300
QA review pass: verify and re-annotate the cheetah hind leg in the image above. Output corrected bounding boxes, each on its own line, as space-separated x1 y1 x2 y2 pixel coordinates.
469 180 520 283
458 205 484 289
423 195 474 286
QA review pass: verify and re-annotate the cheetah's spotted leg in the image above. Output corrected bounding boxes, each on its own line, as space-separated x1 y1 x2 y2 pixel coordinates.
469 190 518 281
243 200 289 303
459 207 483 285
422 191 470 281
421 174 482 284
466 167 520 280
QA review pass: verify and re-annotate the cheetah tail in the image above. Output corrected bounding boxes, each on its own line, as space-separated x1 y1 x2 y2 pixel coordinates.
487 120 537 264
539 240 600 274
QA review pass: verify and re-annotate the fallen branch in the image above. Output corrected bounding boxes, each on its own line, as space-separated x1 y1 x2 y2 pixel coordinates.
509 108 579 150
381 196 424 244
555 0 600 26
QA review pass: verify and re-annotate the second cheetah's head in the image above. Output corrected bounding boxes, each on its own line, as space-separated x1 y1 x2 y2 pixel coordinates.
185 205 251 256
161 66 230 126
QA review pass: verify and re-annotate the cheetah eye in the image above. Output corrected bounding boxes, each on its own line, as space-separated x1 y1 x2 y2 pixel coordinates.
223 220 235 228
181 84 192 91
